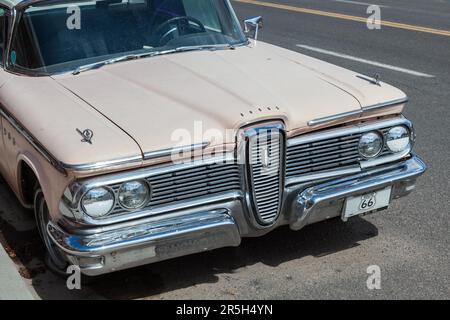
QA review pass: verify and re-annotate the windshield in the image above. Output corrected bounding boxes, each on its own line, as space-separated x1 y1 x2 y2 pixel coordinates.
10 0 246 75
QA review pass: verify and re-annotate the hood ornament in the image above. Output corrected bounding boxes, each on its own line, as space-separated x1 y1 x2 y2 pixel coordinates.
76 128 94 144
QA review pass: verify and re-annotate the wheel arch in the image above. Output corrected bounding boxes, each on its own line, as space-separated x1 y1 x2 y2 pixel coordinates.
16 155 42 208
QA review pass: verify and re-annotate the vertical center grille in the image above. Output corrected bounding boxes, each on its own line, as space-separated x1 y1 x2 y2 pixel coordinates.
247 127 284 225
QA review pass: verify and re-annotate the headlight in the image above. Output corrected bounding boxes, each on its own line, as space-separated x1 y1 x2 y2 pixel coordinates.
81 187 115 218
359 131 383 158
386 126 411 153
118 180 150 210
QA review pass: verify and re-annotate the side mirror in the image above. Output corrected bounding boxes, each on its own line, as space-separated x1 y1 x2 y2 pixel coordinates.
243 16 263 41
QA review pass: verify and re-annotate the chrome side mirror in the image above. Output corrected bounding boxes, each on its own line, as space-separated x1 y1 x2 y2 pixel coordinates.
244 16 263 41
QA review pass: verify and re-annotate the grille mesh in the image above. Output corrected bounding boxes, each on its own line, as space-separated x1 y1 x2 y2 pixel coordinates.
107 162 240 216
286 133 363 178
248 130 283 224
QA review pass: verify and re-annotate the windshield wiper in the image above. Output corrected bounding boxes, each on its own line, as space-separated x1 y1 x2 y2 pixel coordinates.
173 43 235 52
72 52 152 75
72 44 235 75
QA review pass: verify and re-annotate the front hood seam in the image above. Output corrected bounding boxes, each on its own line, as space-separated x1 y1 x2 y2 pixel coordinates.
50 76 145 159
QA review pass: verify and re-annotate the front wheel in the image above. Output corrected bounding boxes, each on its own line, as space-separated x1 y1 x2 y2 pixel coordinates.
34 188 68 277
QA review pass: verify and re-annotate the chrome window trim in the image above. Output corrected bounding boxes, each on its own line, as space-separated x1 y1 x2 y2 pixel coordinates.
307 97 408 127
0 4 10 67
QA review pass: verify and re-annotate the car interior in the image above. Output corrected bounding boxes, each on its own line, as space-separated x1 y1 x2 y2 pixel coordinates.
10 0 240 72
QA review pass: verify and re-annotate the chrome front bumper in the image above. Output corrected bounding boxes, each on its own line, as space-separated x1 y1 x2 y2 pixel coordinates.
48 155 426 276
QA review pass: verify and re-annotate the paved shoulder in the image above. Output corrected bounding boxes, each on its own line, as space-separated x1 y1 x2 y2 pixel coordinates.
0 245 35 300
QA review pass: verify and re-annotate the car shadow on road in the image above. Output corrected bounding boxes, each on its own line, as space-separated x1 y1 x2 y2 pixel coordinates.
0 179 379 300
86 216 379 299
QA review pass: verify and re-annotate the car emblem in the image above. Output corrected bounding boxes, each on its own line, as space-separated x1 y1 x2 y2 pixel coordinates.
76 128 94 144
260 146 270 169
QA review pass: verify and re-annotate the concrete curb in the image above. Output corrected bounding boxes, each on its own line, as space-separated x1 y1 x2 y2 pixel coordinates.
0 244 36 300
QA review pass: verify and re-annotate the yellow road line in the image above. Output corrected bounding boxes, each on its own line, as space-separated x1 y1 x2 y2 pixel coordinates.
234 0 450 37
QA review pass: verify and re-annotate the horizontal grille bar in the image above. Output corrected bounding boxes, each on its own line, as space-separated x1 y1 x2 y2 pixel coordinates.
106 162 241 216
286 133 362 179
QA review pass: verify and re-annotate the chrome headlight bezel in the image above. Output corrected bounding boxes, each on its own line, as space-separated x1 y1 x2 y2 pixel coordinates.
80 187 116 218
117 180 151 211
386 125 412 153
358 131 384 159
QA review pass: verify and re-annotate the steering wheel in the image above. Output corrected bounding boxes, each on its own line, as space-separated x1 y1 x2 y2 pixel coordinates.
155 16 206 46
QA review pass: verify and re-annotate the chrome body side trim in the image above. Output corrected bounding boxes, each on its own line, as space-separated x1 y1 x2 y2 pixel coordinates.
61 142 213 172
0 104 67 174
61 155 143 172
0 102 144 174
362 97 408 111
143 142 210 160
307 97 408 126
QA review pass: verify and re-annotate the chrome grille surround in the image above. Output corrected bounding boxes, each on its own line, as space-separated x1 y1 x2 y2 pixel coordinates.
243 122 286 226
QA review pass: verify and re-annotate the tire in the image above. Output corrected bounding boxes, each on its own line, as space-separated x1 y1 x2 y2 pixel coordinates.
34 188 98 284
34 188 68 276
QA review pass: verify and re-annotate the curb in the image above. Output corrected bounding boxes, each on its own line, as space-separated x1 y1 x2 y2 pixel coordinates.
0 244 36 300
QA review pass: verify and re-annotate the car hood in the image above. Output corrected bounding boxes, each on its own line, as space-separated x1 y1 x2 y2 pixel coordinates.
53 41 407 157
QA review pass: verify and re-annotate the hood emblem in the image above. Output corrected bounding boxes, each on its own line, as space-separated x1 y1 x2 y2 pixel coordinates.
260 146 270 169
76 128 94 144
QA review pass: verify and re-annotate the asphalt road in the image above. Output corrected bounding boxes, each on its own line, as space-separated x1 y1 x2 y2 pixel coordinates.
0 0 449 300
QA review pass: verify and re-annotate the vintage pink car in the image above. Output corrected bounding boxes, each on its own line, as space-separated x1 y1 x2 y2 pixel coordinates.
0 0 426 276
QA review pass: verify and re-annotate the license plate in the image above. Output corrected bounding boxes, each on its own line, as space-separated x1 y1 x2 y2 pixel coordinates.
342 187 392 221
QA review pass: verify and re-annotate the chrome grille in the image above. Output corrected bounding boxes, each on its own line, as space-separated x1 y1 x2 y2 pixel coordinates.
107 162 240 216
248 129 284 224
286 133 363 178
